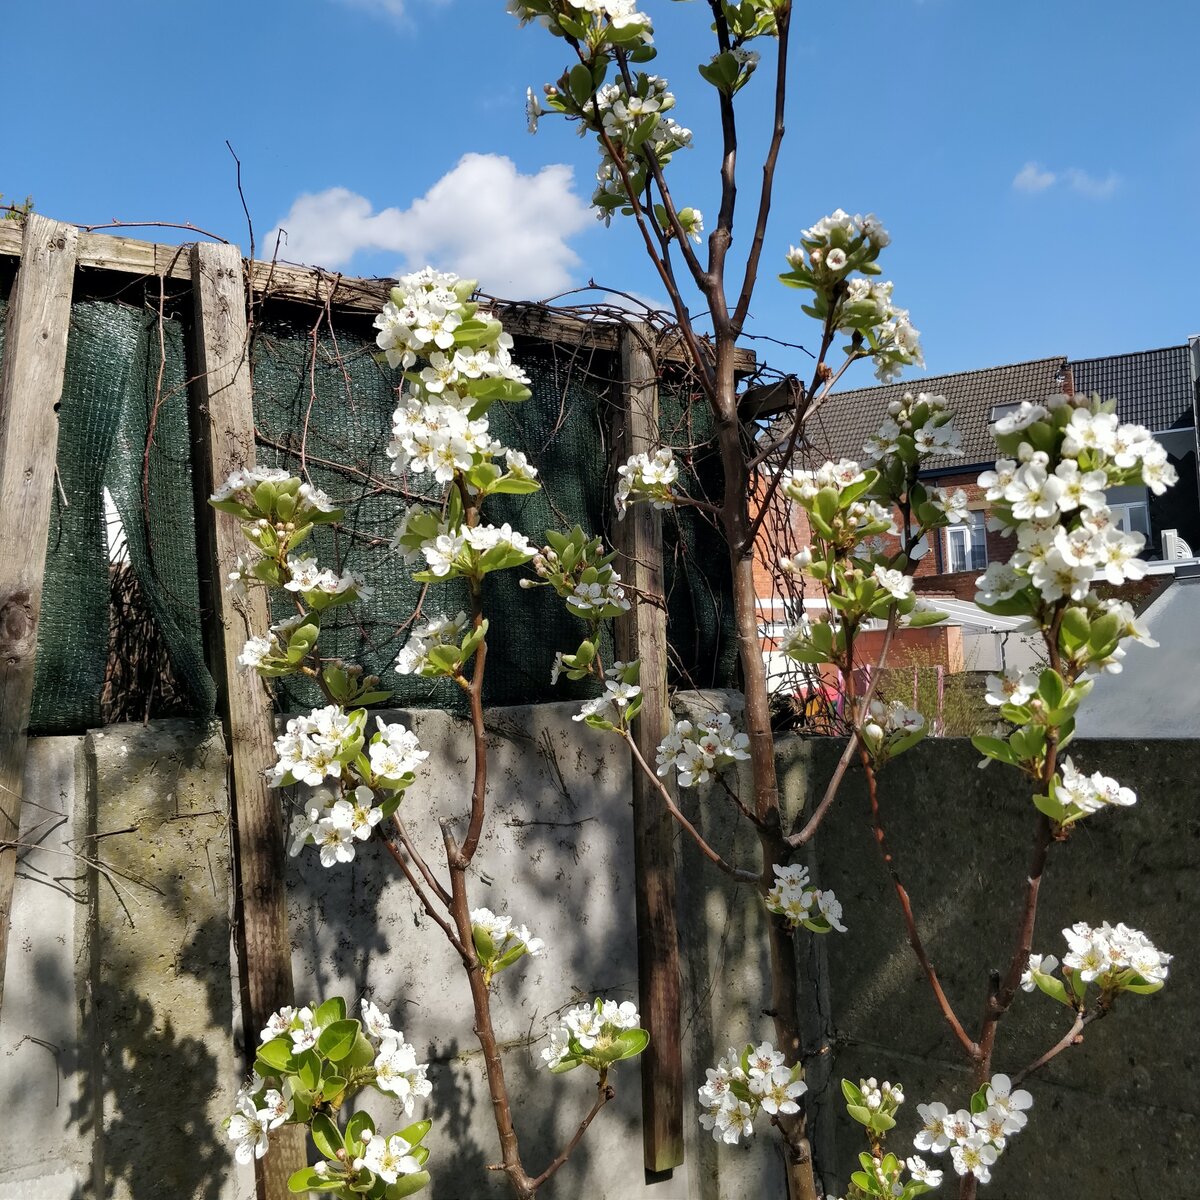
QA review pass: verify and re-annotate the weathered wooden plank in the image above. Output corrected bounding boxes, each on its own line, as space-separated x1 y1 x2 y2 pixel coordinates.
740 374 804 420
0 222 21 260
0 215 79 1015
613 323 685 1174
0 223 758 370
188 242 304 1198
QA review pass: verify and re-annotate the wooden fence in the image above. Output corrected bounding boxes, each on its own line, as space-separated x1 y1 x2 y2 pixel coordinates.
0 215 758 1198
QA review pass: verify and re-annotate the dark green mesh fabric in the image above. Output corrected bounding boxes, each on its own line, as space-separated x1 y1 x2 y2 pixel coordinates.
250 314 735 714
660 385 738 692
29 299 212 732
24 289 734 731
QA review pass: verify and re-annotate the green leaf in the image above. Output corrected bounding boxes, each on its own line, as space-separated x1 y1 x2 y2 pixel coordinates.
318 1019 361 1063
1033 971 1073 1007
256 1037 296 1072
906 609 948 628
469 376 532 404
310 1112 344 1161
569 62 594 105
840 1078 864 1105
346 1110 376 1157
385 1171 431 1198
548 1055 581 1074
1060 606 1091 649
296 1048 322 1092
494 943 528 971
343 1032 377 1072
971 735 1017 765
610 1027 649 1061
1037 668 1066 710
1033 791 1067 822
427 645 462 673
1122 978 1165 996
315 997 347 1027
815 486 840 526
288 1168 342 1193
490 476 542 495
846 1102 873 1126
399 1119 432 1146
473 925 496 964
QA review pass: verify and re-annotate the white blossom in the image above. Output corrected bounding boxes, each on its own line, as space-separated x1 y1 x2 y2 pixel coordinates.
227 1095 270 1164
374 1036 433 1115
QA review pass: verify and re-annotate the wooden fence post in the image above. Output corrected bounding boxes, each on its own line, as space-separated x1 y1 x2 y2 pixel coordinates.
188 241 304 1197
0 215 78 1016
613 322 685 1174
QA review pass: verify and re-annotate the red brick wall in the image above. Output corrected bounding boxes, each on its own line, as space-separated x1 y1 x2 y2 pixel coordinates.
914 572 980 601
854 624 965 671
916 570 1173 612
751 477 814 617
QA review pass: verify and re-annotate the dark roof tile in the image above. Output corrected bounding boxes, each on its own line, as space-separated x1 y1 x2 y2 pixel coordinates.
1070 345 1194 432
804 356 1068 467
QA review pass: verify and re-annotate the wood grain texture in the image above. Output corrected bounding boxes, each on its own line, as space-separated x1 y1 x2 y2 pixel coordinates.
613 323 685 1174
0 222 756 369
0 215 78 1016
188 241 304 1198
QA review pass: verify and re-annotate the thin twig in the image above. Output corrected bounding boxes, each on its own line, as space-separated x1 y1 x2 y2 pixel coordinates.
392 813 451 907
860 749 977 1058
732 3 790 333
788 610 898 847
1012 1009 1105 1085
77 219 229 243
380 835 464 956
623 732 758 884
528 1073 616 1192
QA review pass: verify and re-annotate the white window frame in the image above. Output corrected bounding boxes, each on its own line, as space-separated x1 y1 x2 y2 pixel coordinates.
1107 501 1150 536
943 510 988 573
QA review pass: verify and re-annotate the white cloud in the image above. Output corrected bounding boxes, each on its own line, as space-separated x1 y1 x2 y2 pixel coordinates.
332 0 447 26
267 153 592 298
1012 161 1120 199
1013 162 1056 193
1062 167 1119 199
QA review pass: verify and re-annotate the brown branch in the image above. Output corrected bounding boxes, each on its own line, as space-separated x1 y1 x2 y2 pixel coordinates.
459 575 490 865
441 821 537 1198
380 835 465 956
392 813 451 907
623 731 758 884
732 3 790 333
861 747 977 1058
717 773 763 827
77 218 230 242
589 118 717 398
1012 1008 1106 1086
528 1073 615 1192
788 610 898 847
226 141 255 265
743 346 866 549
703 0 739 250
611 50 710 292
973 813 1054 1076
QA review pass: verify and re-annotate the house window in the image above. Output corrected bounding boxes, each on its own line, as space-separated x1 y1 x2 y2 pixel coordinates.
944 511 988 573
1108 502 1150 539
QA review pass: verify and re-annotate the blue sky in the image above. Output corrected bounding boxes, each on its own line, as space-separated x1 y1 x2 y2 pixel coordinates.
3 0 1197 382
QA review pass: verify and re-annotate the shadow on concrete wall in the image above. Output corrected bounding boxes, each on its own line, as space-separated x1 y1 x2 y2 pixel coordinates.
67 976 229 1200
790 736 1200 1198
